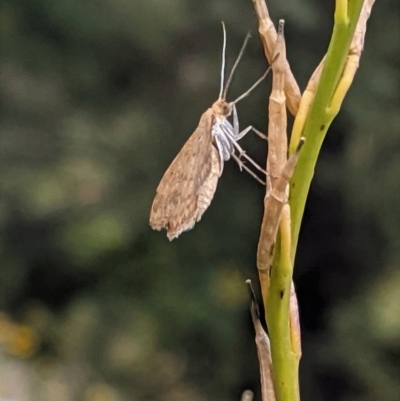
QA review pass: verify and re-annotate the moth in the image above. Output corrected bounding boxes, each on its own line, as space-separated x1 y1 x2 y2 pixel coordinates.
150 23 270 240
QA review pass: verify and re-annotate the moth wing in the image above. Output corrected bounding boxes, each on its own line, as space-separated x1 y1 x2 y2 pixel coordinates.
195 144 220 224
149 109 220 240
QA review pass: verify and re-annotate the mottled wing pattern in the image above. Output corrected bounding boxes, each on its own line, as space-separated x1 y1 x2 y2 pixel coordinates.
195 144 220 224
149 109 221 240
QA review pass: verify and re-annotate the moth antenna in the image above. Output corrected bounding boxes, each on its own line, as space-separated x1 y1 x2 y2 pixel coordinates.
232 65 272 105
219 22 227 99
223 32 251 100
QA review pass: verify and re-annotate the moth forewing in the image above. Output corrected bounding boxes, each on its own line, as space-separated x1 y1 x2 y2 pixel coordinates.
149 108 220 240
193 144 221 229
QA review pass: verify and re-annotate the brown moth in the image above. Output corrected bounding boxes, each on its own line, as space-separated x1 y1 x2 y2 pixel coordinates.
150 23 270 240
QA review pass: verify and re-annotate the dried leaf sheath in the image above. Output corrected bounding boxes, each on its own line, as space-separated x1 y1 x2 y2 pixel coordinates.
149 109 220 240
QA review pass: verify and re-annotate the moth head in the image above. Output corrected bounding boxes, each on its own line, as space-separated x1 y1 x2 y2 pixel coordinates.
212 99 232 118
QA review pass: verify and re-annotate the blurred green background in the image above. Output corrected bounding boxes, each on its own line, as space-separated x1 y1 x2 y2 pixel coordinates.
0 0 399 400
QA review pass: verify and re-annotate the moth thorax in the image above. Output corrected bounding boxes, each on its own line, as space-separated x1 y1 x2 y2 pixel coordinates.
212 99 232 118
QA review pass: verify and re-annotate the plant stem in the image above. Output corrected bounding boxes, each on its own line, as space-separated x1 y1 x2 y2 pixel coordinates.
289 0 365 263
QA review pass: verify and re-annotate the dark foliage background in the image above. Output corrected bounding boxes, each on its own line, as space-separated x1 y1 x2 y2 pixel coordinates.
0 1 399 400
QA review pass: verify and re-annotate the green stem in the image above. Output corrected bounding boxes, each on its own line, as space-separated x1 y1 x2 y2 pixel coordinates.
267 213 299 401
266 1 365 400
289 0 364 264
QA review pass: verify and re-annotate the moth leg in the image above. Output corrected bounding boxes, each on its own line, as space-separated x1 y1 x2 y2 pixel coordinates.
232 106 267 141
251 127 268 141
219 123 267 176
235 125 252 141
213 135 227 176
218 122 267 179
231 154 265 185
236 125 268 141
232 104 240 136
231 140 268 176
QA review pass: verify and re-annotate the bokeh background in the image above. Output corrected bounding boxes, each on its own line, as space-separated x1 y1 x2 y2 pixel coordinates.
0 0 399 400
